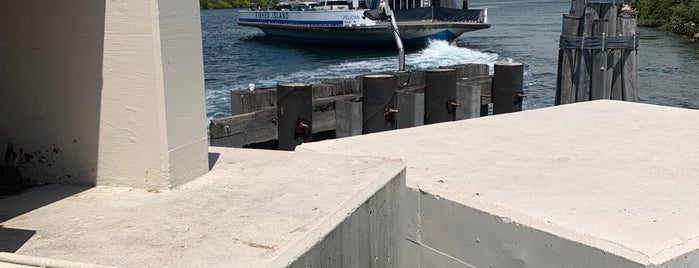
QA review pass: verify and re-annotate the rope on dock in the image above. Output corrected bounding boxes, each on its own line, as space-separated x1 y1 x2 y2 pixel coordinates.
559 35 639 50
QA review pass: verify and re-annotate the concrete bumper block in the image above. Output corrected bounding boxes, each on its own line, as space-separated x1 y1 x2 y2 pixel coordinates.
299 100 699 267
0 148 406 267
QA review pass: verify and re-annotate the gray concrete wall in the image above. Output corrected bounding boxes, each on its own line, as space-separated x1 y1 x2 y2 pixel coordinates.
0 1 105 185
401 189 644 268
287 171 406 268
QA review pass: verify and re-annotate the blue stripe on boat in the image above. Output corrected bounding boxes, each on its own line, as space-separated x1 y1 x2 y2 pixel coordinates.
239 18 344 26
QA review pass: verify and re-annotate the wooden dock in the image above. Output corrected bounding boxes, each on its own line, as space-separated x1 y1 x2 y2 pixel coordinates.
210 63 524 150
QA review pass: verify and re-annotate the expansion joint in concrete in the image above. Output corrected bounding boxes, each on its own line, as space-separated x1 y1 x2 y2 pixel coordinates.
405 237 477 268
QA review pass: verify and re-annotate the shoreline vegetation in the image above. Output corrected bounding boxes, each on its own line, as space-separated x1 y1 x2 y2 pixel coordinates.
630 0 699 38
200 0 276 9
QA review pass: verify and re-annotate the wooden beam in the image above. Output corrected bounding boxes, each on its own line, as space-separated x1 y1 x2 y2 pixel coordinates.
209 107 277 148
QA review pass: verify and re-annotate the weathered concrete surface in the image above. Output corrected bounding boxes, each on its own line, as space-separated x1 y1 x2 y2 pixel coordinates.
0 0 208 189
99 0 208 189
0 148 405 267
299 100 699 267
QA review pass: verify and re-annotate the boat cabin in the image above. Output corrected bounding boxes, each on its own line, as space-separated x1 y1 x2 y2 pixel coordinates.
315 0 350 10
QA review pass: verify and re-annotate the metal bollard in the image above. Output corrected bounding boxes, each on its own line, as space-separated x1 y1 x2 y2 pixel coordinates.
492 62 524 115
277 82 312 151
425 68 457 124
362 74 398 134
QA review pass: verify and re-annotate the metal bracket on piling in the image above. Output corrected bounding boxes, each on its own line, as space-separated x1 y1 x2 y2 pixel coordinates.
294 117 311 138
384 106 399 120
447 99 461 113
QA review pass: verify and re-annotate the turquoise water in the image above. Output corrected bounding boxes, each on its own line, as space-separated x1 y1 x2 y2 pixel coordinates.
201 0 699 120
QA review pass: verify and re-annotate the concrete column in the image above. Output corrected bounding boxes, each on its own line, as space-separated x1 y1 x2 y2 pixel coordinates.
99 0 208 189
0 0 208 189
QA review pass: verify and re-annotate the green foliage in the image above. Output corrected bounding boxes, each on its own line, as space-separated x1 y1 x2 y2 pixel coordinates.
632 0 699 36
200 0 259 9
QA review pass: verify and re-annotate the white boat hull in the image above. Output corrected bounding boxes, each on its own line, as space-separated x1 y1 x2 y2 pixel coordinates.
238 9 489 46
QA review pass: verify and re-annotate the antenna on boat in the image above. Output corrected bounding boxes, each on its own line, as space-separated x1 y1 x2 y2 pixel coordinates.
364 0 405 71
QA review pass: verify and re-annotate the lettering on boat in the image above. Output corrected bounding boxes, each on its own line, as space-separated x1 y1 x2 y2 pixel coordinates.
254 12 289 20
342 14 362 25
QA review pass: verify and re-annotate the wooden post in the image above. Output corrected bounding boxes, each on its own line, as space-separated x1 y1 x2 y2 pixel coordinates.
621 15 638 101
277 82 312 151
476 75 492 116
556 14 581 105
396 90 425 129
590 18 609 100
455 79 481 120
576 7 597 102
492 62 524 115
604 4 621 100
335 99 362 138
571 0 585 17
424 68 457 124
362 74 397 134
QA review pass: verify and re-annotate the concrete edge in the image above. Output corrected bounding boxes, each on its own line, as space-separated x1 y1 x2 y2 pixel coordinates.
263 153 407 267
0 252 118 268
408 184 654 265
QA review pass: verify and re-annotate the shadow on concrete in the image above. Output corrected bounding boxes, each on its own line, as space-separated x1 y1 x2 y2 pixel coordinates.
0 185 87 223
0 227 36 253
0 1 106 187
0 184 87 252
208 152 220 171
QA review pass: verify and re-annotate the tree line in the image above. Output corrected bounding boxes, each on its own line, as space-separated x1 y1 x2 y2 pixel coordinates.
631 0 699 37
199 0 273 9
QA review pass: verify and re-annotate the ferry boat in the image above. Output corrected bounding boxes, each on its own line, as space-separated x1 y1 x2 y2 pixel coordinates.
237 0 490 46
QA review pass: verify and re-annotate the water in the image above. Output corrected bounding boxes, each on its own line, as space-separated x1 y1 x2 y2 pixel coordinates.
201 0 699 120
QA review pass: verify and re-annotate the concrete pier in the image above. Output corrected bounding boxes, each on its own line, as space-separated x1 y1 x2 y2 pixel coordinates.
300 100 699 267
3 100 699 267
0 148 405 267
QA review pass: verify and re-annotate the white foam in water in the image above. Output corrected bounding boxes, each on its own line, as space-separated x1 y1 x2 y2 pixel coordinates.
256 40 499 88
408 40 498 70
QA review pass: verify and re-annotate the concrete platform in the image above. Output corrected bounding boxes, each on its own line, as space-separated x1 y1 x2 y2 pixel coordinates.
0 148 405 267
299 100 699 267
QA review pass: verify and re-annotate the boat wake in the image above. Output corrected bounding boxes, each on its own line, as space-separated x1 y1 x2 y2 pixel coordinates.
253 40 498 88
407 40 498 71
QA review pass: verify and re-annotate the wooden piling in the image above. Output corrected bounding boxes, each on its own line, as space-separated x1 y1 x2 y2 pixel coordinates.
557 0 638 104
396 87 425 129
492 62 524 115
590 18 609 100
277 82 312 151
362 74 397 134
455 79 481 120
577 7 597 102
556 14 580 105
212 63 498 149
621 15 638 101
335 99 362 138
424 68 457 124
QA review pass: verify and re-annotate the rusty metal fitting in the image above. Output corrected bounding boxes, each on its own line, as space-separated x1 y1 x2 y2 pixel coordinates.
383 106 399 119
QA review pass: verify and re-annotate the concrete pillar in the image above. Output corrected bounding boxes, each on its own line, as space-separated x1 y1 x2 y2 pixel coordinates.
0 0 208 189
